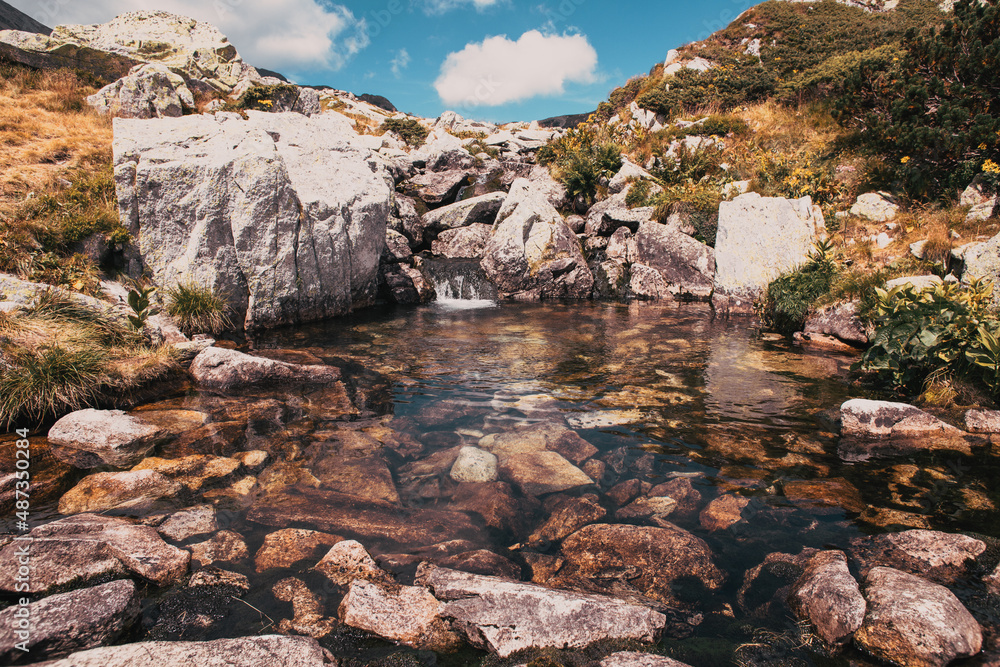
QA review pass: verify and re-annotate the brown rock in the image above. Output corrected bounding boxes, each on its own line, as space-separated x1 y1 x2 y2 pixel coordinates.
607 479 643 506
57 470 183 515
699 494 750 532
255 529 344 572
850 529 987 585
273 577 337 639
855 567 982 667
964 409 1000 433
559 523 725 606
438 549 521 579
188 530 249 567
479 422 597 465
789 550 865 647
783 478 865 513
314 540 392 586
649 477 702 518
617 496 677 521
528 495 607 547
499 451 594 496
450 482 532 536
601 653 694 667
132 455 241 491
339 579 461 652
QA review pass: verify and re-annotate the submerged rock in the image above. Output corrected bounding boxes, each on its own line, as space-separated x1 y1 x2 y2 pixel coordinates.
850 529 986 585
314 539 392 587
479 422 597 465
528 495 607 547
499 451 594 496
788 551 865 648
157 505 219 543
339 579 461 652
57 470 183 515
417 565 666 658
47 409 166 468
854 567 982 667
32 635 334 667
450 446 499 483
254 528 344 572
273 577 337 639
0 580 139 662
188 530 249 567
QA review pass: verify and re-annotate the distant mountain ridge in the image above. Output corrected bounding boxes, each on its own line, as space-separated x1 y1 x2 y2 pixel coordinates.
0 1 49 34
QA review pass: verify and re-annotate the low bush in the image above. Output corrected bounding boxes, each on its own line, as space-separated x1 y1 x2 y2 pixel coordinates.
165 282 232 335
380 117 429 147
856 278 1000 396
651 183 723 246
541 128 622 206
759 240 838 333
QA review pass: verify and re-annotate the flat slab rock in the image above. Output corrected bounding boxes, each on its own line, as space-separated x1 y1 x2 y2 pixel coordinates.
855 566 982 667
0 580 139 662
30 635 334 667
189 347 346 393
339 579 460 652
850 529 986 585
840 399 960 439
417 565 666 658
600 653 694 667
47 409 166 468
0 514 189 594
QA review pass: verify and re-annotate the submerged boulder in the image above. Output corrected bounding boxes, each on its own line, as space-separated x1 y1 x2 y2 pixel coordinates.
713 193 825 315
114 111 392 331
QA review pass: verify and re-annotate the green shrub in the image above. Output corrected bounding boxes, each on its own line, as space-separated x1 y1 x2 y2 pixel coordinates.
651 183 723 246
856 278 1000 395
625 180 654 208
759 240 838 333
543 130 622 206
380 117 430 147
165 282 232 335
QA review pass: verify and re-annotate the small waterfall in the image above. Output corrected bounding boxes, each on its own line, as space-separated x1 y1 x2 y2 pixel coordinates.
422 257 499 309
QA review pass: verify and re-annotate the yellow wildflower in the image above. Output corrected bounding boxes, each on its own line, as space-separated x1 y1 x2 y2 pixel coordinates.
901 156 911 164
983 159 1000 174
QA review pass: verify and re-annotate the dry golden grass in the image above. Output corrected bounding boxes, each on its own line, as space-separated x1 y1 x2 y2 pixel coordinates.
0 63 112 206
738 100 840 156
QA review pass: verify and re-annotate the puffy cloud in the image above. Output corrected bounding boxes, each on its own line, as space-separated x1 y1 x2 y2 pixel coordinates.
390 48 410 77
11 0 369 73
434 30 597 107
423 0 503 14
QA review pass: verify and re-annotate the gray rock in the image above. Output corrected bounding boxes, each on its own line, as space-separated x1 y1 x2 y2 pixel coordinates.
479 422 597 465
960 176 998 222
0 580 139 662
608 158 656 195
189 347 344 392
450 447 499 483
48 409 166 468
417 565 666 658
601 654 694 667
850 192 899 222
114 111 390 330
339 579 461 652
606 227 637 262
964 409 1000 433
30 635 333 667
411 130 475 172
789 550 865 647
57 470 184 515
0 11 252 94
840 399 960 439
855 567 982 667
593 259 629 299
422 192 505 232
0 514 189 593
88 63 194 118
713 193 825 314
402 170 473 207
382 229 413 263
380 262 436 304
885 275 942 291
632 222 714 300
804 301 868 345
432 224 493 259
586 199 657 237
482 183 592 299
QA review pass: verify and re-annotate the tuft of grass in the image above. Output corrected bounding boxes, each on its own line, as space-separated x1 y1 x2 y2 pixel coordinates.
165 282 232 335
380 117 429 147
0 292 177 428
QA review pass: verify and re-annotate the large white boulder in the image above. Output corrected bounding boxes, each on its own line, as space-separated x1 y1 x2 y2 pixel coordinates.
713 193 826 314
114 111 392 330
87 63 194 118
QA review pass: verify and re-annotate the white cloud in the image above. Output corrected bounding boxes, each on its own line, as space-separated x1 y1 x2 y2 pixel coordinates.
423 0 503 14
434 30 597 107
10 0 369 73
390 48 410 77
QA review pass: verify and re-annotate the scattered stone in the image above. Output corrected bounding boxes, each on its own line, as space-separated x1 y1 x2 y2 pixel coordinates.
418 565 666 658
157 505 219 542
450 446 499 483
273 577 337 639
0 580 139 662
255 529 344 573
527 495 607 547
851 192 900 222
314 540 392 587
964 409 1000 433
558 523 725 606
57 470 183 515
850 529 987 585
0 514 189 592
855 567 982 667
499 451 594 496
789 551 865 647
188 530 249 567
339 579 461 652
47 409 166 468
30 635 334 667
699 494 750 531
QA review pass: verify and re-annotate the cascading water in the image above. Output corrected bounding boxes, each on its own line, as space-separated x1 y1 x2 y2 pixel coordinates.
421 256 499 309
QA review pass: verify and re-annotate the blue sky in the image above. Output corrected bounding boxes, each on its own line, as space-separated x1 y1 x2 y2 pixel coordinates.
14 0 758 122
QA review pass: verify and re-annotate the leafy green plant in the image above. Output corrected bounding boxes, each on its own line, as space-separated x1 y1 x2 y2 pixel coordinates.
165 282 232 335
543 129 622 206
856 278 1000 395
625 180 654 208
127 285 158 330
380 117 430 147
759 239 839 333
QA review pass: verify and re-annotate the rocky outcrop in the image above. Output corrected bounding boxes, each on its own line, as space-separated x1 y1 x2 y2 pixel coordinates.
339 579 461 652
432 224 493 259
788 551 865 648
0 11 252 94
47 409 166 468
417 565 666 658
0 1 49 34
855 567 982 667
422 192 506 232
631 222 715 300
87 64 194 118
114 111 392 331
0 580 139 662
713 193 825 314
32 635 334 667
840 399 960 439
0 514 189 593
481 180 593 299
